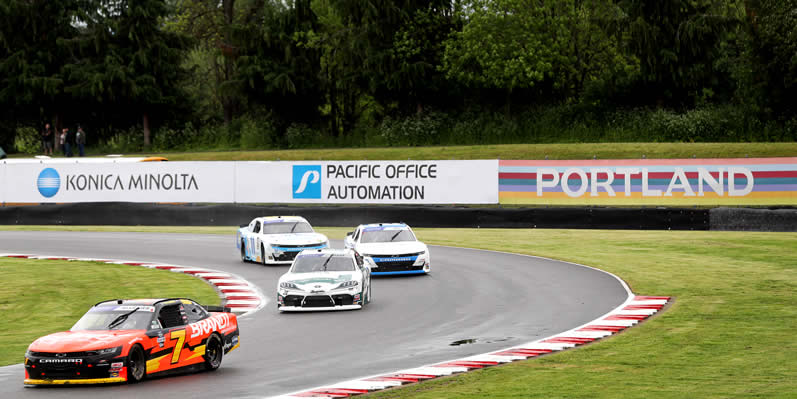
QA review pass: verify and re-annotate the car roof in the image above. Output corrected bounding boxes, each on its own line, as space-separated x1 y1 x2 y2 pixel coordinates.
296 248 353 257
93 298 197 307
359 223 409 230
259 216 308 223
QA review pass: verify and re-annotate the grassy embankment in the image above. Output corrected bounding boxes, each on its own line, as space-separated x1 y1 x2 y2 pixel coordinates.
0 257 219 366
8 142 793 161
0 226 795 398
151 142 797 161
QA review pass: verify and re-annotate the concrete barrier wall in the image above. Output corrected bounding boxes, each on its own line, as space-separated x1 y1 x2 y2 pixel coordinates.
0 203 714 230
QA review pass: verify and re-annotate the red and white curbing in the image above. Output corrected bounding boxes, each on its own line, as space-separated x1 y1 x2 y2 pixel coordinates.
264 243 671 399
269 295 671 398
0 253 266 317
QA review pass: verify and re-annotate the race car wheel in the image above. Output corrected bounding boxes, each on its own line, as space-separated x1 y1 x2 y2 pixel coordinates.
366 283 372 304
240 240 246 262
204 334 223 371
261 244 267 266
127 345 146 383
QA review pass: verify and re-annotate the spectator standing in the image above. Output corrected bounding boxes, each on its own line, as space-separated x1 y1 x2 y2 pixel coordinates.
60 128 68 156
66 127 75 157
76 125 86 157
41 123 54 155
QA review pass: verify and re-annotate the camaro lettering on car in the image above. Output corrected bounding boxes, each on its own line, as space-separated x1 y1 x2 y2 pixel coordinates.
39 359 83 364
189 313 230 339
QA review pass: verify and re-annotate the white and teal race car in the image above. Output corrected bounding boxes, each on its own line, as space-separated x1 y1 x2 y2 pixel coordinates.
343 223 431 276
236 216 329 265
277 249 372 311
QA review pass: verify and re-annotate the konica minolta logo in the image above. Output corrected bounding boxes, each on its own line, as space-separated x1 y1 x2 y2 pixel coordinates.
292 165 321 199
37 168 61 198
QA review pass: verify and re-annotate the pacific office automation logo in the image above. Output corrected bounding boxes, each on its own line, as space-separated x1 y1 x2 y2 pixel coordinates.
292 165 322 199
37 168 61 198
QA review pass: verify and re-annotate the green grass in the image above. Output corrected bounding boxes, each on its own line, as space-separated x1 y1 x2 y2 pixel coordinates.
127 142 797 161
368 229 797 399
0 258 220 366
1 226 795 398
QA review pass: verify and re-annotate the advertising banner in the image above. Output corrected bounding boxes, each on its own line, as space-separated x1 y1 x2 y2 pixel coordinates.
2 161 236 203
235 160 498 204
499 157 797 205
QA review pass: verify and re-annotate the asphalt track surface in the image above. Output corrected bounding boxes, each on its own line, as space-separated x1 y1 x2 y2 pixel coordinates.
0 231 628 398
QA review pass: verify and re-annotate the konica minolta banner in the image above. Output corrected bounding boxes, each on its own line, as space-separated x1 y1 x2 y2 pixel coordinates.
1 161 237 203
234 160 499 204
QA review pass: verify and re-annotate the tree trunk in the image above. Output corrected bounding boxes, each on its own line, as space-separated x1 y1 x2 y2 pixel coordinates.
222 0 236 125
142 112 151 147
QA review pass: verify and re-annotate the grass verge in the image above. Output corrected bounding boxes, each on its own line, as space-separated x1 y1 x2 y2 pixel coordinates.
1 226 795 398
132 142 797 161
0 258 220 366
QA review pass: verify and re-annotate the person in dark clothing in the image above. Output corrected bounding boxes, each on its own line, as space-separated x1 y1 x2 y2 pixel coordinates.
76 126 86 157
66 127 76 157
41 124 54 155
61 128 70 157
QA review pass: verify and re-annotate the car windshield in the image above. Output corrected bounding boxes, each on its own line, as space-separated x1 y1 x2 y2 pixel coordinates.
71 305 155 331
261 221 313 234
292 254 355 273
361 228 415 243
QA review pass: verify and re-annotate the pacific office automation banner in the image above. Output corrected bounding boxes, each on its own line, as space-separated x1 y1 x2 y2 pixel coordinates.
2 162 236 203
499 157 797 206
235 160 498 204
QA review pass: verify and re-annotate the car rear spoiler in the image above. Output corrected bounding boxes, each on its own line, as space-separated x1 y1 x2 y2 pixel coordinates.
204 305 232 313
239 223 248 228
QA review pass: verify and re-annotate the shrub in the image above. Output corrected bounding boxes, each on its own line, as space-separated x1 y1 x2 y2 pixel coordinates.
284 123 322 149
13 127 40 154
379 111 446 146
238 115 275 149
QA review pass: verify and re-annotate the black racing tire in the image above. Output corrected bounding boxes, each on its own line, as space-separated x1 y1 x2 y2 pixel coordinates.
366 281 372 304
261 244 267 266
204 334 224 371
126 345 146 383
240 240 246 262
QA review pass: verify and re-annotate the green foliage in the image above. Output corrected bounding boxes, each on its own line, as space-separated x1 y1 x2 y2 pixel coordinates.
284 123 323 149
617 0 744 106
442 0 558 90
379 111 446 146
13 127 40 154
238 115 276 150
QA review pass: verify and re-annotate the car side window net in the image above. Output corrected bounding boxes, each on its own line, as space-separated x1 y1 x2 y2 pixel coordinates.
158 305 186 329
185 303 208 323
254 221 261 233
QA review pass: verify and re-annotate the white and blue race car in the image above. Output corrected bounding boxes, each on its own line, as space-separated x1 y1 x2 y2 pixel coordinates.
237 216 329 265
277 249 372 311
343 223 430 276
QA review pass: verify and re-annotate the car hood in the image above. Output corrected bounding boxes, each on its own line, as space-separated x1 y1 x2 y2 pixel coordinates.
281 271 360 291
263 233 328 246
356 241 427 255
28 330 144 353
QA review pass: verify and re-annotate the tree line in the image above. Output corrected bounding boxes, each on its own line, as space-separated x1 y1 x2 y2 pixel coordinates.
1 0 795 153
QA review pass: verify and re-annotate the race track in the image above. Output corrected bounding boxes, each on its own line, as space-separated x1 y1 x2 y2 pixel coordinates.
0 231 628 398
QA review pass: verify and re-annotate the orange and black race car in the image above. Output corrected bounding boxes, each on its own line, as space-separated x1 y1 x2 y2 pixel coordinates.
24 298 239 385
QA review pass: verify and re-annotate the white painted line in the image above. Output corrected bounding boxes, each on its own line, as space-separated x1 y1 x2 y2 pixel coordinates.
616 309 657 316
563 330 614 339
329 380 403 389
460 355 515 363
397 367 459 376
597 319 639 327
629 299 668 305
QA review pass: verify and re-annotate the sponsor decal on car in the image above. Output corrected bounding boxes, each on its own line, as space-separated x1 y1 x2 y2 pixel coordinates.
189 313 231 339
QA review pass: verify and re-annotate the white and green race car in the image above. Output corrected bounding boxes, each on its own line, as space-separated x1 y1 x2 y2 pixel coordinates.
277 249 372 312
